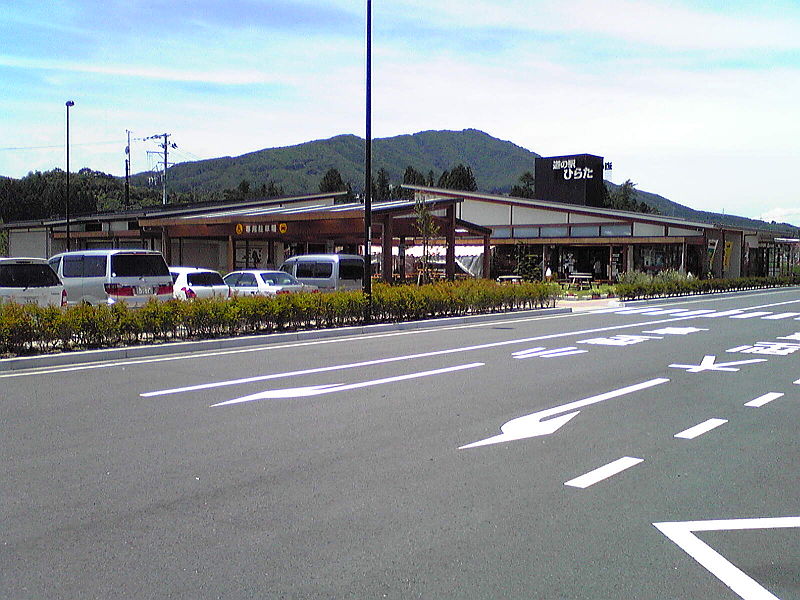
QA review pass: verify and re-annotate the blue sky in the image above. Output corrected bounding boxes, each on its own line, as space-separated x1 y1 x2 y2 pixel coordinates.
1 0 798 224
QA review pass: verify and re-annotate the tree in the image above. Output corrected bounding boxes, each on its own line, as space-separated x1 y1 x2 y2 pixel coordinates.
319 168 347 194
604 179 658 214
401 166 427 199
510 171 535 198
414 197 441 284
375 168 391 202
438 164 477 191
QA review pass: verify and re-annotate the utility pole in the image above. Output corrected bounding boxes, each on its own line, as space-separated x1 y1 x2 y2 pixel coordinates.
162 133 169 205
144 132 176 204
124 130 131 207
363 0 372 322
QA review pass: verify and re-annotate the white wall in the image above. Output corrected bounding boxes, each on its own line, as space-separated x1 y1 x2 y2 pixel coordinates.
8 229 49 258
511 205 568 225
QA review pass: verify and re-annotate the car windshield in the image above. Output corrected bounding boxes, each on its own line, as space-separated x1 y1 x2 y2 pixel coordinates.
111 254 169 277
260 272 298 286
0 263 61 287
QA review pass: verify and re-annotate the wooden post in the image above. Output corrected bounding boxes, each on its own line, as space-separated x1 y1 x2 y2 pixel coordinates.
382 217 393 283
445 204 456 280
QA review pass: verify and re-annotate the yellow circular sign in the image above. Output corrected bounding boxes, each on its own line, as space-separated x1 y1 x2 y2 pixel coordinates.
235 223 244 235
278 222 288 234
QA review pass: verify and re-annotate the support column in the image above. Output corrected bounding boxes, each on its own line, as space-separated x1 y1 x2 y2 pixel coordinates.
161 228 172 264
445 204 456 281
484 235 492 279
381 218 394 283
399 236 406 284
227 236 234 273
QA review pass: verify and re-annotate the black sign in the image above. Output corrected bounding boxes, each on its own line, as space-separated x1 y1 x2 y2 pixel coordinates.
534 154 605 207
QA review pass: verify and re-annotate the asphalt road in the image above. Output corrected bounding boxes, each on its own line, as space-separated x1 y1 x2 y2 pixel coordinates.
2 289 799 599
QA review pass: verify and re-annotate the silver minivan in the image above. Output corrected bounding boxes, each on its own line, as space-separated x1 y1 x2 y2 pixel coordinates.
48 249 173 307
279 254 365 291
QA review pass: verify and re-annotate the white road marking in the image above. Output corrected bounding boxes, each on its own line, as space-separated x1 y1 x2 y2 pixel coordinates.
745 392 784 407
512 347 588 359
730 311 773 319
654 517 800 600
669 355 767 373
643 327 708 335
674 418 727 439
762 312 800 320
672 309 718 316
211 362 485 406
564 456 644 489
460 378 669 449
141 318 694 397
700 309 745 318
6 291 800 381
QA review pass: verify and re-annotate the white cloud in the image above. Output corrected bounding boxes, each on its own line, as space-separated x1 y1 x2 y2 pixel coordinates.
758 207 800 226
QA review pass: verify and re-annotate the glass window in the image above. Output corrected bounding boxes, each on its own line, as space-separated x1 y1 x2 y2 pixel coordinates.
0 263 61 287
111 254 169 277
238 273 257 287
540 226 569 237
187 272 224 286
601 224 632 237
62 255 83 278
48 256 61 273
570 226 600 237
83 256 106 277
493 227 512 239
514 227 539 238
223 273 240 286
269 272 299 285
296 262 315 278
338 260 363 280
313 262 333 278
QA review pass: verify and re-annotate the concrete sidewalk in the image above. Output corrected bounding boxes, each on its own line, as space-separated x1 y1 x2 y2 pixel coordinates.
556 296 621 311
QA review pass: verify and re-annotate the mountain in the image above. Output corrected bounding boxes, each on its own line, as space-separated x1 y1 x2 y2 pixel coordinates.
138 128 796 233
612 185 799 235
132 129 538 196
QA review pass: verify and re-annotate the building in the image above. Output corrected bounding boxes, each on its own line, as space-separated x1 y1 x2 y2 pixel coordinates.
3 185 797 282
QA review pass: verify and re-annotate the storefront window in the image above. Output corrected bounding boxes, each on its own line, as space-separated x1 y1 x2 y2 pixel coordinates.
633 244 682 274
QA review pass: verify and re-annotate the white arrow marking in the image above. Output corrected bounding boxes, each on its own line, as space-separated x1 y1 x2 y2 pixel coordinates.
210 362 484 406
669 355 767 373
654 517 800 600
459 378 669 449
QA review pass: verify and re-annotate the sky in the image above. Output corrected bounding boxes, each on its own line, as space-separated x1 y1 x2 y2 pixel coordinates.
1 0 799 225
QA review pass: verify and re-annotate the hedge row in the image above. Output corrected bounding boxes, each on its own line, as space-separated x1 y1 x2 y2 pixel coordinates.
0 279 561 356
614 274 800 300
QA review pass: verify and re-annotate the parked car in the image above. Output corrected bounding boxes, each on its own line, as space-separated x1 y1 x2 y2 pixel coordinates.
169 267 229 300
223 270 316 296
0 257 67 307
48 249 173 307
279 254 364 291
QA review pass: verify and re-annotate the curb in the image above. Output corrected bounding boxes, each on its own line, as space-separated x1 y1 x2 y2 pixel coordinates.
0 306 571 372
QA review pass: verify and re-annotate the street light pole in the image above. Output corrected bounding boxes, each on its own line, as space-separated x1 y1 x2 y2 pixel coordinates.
65 100 75 251
363 0 372 322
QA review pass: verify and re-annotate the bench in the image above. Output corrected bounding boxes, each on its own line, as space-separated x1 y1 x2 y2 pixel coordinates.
567 272 593 290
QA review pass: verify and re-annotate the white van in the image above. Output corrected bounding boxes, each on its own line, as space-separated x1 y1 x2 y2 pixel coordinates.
48 249 173 307
279 254 365 291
